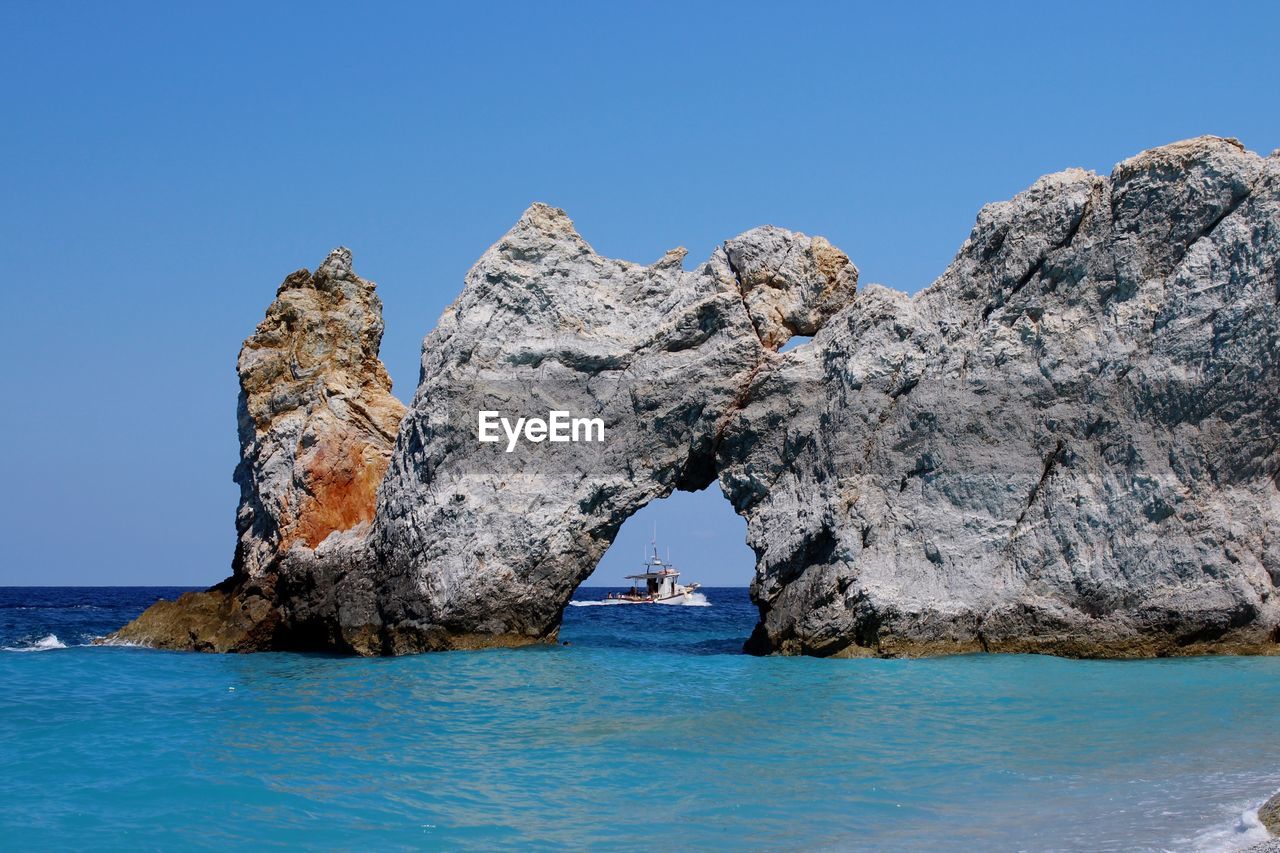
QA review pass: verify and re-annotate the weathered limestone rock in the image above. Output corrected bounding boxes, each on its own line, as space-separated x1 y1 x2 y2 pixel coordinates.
109 249 405 651
229 247 405 576
723 136 1280 657
110 136 1280 658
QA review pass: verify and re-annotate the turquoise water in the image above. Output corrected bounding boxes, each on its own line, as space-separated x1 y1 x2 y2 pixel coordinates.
2 587 1279 850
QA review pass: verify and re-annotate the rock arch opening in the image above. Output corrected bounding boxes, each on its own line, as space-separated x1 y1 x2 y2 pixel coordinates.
561 484 758 651
580 486 754 590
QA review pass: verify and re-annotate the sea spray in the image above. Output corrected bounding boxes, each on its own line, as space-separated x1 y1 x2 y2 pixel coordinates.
3 634 67 652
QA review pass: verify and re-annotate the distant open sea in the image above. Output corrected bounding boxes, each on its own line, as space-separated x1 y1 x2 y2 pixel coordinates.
2 586 1279 850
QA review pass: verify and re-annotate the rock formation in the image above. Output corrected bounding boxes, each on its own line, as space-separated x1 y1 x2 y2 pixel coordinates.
110 136 1280 658
1260 790 1280 836
726 137 1280 657
110 249 405 650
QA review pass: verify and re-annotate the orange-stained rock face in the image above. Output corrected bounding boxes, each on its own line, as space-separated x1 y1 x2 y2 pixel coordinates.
231 247 406 578
288 432 393 550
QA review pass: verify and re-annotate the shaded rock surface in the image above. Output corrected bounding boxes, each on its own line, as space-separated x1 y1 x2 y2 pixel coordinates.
111 136 1280 657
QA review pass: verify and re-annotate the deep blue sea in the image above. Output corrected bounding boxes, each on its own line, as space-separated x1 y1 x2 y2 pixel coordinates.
2 586 1279 851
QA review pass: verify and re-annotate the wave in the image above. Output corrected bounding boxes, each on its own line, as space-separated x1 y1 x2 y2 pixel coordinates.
2 634 68 652
570 593 711 607
1186 798 1273 852
93 636 146 648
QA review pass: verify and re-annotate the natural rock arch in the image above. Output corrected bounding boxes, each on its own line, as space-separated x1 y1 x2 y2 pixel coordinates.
345 206 857 653
113 136 1280 658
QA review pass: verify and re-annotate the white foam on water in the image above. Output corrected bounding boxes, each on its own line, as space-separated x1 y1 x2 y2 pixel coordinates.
3 634 68 652
1186 800 1273 851
94 636 146 648
569 593 711 607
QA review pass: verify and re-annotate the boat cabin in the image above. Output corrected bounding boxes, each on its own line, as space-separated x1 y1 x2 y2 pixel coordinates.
624 566 681 599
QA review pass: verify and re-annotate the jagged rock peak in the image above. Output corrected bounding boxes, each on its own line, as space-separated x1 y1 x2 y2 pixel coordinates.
314 245 355 280
490 203 593 265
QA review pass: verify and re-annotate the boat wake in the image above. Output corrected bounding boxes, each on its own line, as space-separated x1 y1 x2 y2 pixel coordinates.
570 593 711 608
3 633 69 652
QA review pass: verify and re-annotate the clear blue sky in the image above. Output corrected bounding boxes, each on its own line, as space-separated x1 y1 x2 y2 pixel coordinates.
2 1 1277 586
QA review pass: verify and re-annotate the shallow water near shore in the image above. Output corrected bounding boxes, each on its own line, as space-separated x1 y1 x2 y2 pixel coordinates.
2 586 1278 850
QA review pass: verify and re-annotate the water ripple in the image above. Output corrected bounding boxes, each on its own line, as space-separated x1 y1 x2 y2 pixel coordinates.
1 586 1278 850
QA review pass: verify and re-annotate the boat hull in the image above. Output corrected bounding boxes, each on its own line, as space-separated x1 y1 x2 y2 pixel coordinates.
606 586 701 605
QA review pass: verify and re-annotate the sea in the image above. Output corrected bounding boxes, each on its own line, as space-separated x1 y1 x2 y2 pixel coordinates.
2 586 1279 851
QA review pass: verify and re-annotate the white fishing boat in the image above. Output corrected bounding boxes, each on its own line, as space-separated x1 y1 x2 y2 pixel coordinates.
606 537 701 604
